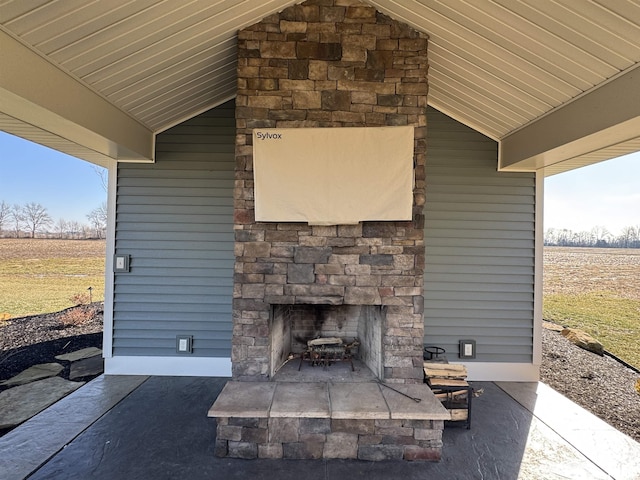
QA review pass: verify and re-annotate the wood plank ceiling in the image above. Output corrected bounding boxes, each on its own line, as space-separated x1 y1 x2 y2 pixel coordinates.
1 0 639 174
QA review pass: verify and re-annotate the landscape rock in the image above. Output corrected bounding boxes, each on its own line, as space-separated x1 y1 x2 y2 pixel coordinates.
55 347 102 362
561 328 604 356
0 363 63 387
542 321 564 332
69 355 104 380
0 376 84 429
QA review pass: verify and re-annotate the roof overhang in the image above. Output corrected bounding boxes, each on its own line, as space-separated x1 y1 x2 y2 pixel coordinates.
499 65 640 175
0 30 154 164
1 1 639 173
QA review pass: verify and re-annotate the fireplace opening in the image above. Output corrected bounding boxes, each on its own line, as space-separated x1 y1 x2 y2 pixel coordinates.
270 304 385 380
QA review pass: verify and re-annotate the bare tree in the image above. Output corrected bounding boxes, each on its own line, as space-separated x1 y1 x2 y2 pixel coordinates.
590 225 611 247
55 218 68 239
0 200 10 234
93 166 108 192
10 204 24 238
67 220 82 239
86 202 107 239
618 226 637 248
22 202 52 238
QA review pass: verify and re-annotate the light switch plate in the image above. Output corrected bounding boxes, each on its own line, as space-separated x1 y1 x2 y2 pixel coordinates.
114 254 130 272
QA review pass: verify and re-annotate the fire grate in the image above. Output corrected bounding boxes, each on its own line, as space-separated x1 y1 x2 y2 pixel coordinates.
298 337 360 371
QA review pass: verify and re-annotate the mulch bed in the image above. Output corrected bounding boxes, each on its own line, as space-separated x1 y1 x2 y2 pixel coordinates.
0 303 103 383
1 306 638 442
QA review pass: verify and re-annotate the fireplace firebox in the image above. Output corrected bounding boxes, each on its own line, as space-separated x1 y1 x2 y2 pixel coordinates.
269 304 385 379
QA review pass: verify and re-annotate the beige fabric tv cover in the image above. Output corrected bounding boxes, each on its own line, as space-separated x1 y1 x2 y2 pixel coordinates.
253 126 414 225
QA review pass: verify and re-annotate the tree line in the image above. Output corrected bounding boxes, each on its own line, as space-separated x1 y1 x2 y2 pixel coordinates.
544 225 640 248
0 200 106 239
2 199 638 247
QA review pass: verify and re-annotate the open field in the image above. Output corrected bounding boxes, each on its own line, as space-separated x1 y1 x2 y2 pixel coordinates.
0 239 106 319
1 240 638 367
543 247 640 368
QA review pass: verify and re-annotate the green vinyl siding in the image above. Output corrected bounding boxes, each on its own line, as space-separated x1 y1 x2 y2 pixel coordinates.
424 107 535 363
112 101 235 357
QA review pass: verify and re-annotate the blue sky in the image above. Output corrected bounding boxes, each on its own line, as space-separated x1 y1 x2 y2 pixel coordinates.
544 151 640 235
0 131 638 233
0 131 107 224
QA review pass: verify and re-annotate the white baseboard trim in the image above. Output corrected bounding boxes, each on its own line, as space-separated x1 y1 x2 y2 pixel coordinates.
104 358 538 381
453 362 540 382
105 356 232 377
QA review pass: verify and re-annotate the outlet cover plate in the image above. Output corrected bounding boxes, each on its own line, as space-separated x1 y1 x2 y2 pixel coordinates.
459 339 476 359
114 254 130 272
176 335 193 354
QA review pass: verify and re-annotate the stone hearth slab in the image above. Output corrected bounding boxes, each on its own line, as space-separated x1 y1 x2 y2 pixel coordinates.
380 384 451 420
329 382 389 419
270 382 329 418
208 382 275 418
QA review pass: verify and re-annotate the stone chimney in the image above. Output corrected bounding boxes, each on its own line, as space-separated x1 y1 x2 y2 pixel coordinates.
232 0 428 383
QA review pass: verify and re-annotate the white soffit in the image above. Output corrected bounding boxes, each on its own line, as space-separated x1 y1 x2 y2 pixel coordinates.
0 111 115 169
0 29 155 162
0 0 639 171
369 0 640 172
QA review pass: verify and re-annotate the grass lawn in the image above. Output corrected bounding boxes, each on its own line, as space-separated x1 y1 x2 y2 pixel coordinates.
544 247 640 369
544 293 640 369
0 239 105 318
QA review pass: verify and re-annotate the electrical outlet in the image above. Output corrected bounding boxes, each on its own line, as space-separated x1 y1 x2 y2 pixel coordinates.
176 335 193 354
464 343 473 356
459 339 476 359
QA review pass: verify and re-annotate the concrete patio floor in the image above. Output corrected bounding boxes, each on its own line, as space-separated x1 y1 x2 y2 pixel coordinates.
0 375 638 480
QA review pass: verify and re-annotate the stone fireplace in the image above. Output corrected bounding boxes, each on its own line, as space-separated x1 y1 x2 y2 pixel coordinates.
232 0 428 384
210 0 449 462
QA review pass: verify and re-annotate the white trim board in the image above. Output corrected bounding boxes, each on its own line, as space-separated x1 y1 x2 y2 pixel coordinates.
102 162 117 358
457 362 540 382
105 356 232 377
105 356 538 382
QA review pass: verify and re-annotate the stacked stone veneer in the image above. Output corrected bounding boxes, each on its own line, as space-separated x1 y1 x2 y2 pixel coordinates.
215 417 443 461
233 0 428 383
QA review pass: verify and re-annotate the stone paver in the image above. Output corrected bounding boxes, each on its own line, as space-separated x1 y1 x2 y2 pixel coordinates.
55 347 102 362
69 355 104 380
0 363 63 387
0 376 84 429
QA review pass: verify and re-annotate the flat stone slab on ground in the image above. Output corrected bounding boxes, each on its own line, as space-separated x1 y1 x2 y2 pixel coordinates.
0 377 84 429
0 363 63 387
69 355 104 380
55 347 102 362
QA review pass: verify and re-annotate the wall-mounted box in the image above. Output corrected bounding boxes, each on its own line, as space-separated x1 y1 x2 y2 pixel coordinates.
176 335 193 354
459 339 476 359
114 254 130 272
